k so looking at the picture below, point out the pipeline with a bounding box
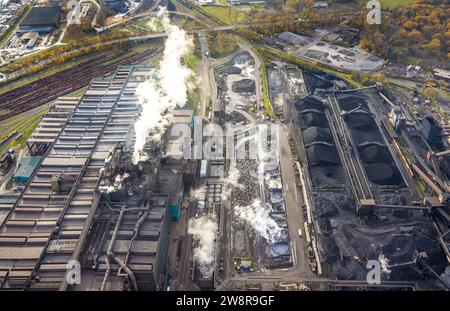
[100,205,126,291]
[411,163,445,201]
[111,254,138,291]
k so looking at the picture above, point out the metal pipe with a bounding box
[100,204,126,291]
[111,254,138,291]
[411,164,445,199]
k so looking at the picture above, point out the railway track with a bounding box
[0,42,163,121]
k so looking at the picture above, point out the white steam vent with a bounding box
[220,161,244,200]
[378,254,392,274]
[234,199,282,243]
[133,7,195,164]
[188,215,218,278]
[98,173,130,194]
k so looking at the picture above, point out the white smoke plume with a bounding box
[98,173,130,194]
[188,215,218,277]
[190,186,206,201]
[234,199,282,243]
[220,160,244,200]
[133,7,194,164]
[378,254,392,274]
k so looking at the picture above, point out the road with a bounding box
[197,30,215,118]
[243,45,264,118]
[97,10,210,33]
[278,124,313,277]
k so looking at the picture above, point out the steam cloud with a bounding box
[188,215,218,277]
[133,7,194,164]
[220,161,244,200]
[98,173,130,194]
[378,254,392,274]
[234,199,282,243]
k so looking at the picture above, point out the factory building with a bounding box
[0,66,189,290]
[421,116,442,145]
[18,6,61,33]
[158,108,196,221]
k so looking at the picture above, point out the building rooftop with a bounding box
[20,6,61,27]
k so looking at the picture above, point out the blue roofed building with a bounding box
[13,156,43,182]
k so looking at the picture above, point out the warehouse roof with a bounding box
[20,6,61,27]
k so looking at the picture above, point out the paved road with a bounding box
[278,124,313,277]
[197,30,215,119]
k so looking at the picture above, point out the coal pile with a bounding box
[335,222,445,281]
[298,111,328,129]
[314,193,448,286]
[219,66,242,75]
[306,144,341,166]
[232,79,255,93]
[350,129,384,145]
[338,95,404,187]
[296,96,328,129]
[363,162,403,186]
[303,72,334,93]
[232,51,252,64]
[345,112,378,130]
[294,96,324,112]
[339,96,365,111]
[295,94,344,186]
[303,127,333,146]
[358,144,391,163]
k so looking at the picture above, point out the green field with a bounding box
[0,105,48,155]
[380,0,415,9]
[186,53,201,71]
[201,5,246,25]
[357,0,415,9]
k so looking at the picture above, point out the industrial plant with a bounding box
[0,0,449,298]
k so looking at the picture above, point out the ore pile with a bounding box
[302,127,334,146]
[267,63,286,113]
[339,95,404,186]
[263,164,292,268]
[232,51,252,64]
[232,159,259,207]
[217,51,256,112]
[302,72,334,93]
[313,193,447,286]
[267,64,283,96]
[219,66,242,75]
[232,79,256,93]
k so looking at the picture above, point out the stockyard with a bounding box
[289,69,449,290]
